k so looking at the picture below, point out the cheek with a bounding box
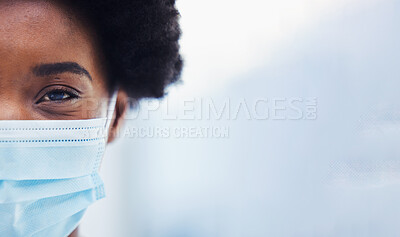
[78,96,110,119]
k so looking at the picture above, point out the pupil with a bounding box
[48,91,66,101]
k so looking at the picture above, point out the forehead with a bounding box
[0,1,91,56]
[0,1,71,41]
[0,1,102,80]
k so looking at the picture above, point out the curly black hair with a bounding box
[59,0,183,99]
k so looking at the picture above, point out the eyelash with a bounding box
[36,86,80,104]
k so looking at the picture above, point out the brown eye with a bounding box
[38,89,79,103]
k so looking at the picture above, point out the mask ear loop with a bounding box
[98,90,119,171]
[104,90,119,137]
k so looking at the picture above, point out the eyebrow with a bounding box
[32,62,93,81]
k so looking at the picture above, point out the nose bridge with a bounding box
[0,62,34,121]
[0,96,32,120]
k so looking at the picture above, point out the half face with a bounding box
[0,0,110,121]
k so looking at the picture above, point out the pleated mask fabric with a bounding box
[0,92,117,237]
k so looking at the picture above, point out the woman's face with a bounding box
[0,1,112,122]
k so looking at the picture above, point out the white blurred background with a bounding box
[81,0,400,236]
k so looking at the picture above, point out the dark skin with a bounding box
[0,1,128,236]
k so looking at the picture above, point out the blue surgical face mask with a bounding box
[0,92,118,237]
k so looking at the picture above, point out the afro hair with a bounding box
[61,0,183,99]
